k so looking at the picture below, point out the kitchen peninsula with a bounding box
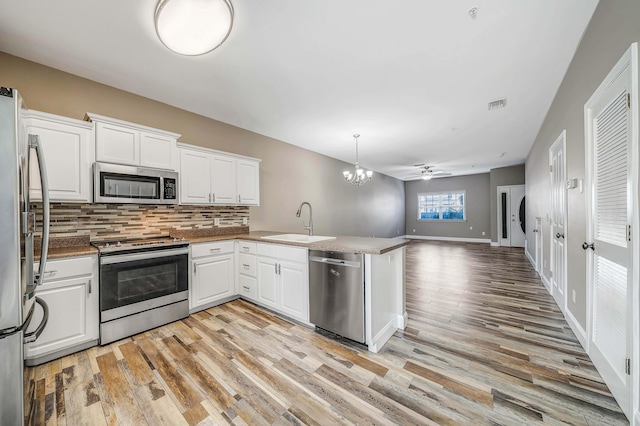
[32,229,408,367]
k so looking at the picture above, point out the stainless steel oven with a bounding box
[92,237,189,344]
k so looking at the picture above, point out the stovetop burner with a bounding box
[91,236,188,254]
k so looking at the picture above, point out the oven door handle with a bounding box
[100,247,189,265]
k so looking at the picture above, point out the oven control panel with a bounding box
[163,178,177,200]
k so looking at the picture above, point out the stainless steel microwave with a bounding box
[94,162,178,204]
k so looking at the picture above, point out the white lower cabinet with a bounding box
[25,256,99,365]
[190,241,235,312]
[255,243,309,323]
[237,241,257,301]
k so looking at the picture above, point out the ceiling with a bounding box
[0,0,599,181]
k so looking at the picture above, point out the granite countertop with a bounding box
[36,229,409,259]
[186,230,410,255]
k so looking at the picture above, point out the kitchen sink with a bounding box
[261,234,336,243]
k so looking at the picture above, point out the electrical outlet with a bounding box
[482,231,485,236]
[214,218,220,226]
[242,217,248,225]
[572,290,576,304]
[412,229,416,233]
[469,226,473,230]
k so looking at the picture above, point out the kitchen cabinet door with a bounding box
[180,148,212,204]
[95,122,139,166]
[279,260,309,322]
[27,112,94,202]
[256,257,279,310]
[25,256,99,364]
[211,154,237,204]
[191,253,235,310]
[140,132,177,170]
[237,159,260,205]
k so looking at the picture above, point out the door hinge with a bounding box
[626,358,631,375]
[627,224,632,242]
[627,93,631,109]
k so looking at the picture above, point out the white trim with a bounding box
[549,129,568,314]
[404,235,491,244]
[177,141,261,162]
[397,312,408,329]
[490,241,499,247]
[525,247,536,270]
[540,271,552,294]
[24,109,94,129]
[85,112,181,138]
[565,308,588,351]
[367,319,396,354]
[417,190,466,221]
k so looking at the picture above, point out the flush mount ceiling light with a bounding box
[155,0,234,56]
[343,134,373,186]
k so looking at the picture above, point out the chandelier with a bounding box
[343,134,373,186]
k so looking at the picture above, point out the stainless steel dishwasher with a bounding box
[308,250,365,344]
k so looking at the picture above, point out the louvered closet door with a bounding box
[587,62,632,417]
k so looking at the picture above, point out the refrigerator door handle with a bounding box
[28,135,50,288]
[23,297,48,344]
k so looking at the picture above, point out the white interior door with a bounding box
[550,131,567,310]
[498,185,525,247]
[510,185,526,248]
[585,46,634,418]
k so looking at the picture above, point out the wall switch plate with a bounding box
[469,226,473,230]
[412,229,416,233]
[214,218,220,226]
[243,217,248,225]
[482,231,485,236]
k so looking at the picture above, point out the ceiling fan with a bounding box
[414,164,452,180]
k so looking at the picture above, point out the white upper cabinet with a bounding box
[180,149,211,204]
[237,159,260,205]
[86,113,179,170]
[211,154,237,204]
[26,110,94,203]
[178,143,260,206]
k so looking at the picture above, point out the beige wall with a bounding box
[1,52,405,238]
[404,173,491,239]
[489,165,526,243]
[525,0,640,328]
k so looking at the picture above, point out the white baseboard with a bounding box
[490,241,499,247]
[405,235,491,244]
[397,312,408,329]
[368,320,397,353]
[525,247,536,270]
[540,272,552,293]
[634,411,639,426]
[565,308,588,351]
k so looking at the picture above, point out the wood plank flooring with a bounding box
[27,240,628,425]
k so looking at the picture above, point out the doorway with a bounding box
[497,185,525,247]
[549,130,567,311]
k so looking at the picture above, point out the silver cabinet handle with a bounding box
[210,248,221,252]
[243,264,250,269]
[242,286,250,291]
[193,263,196,273]
[88,279,92,295]
[278,264,281,275]
[212,193,216,203]
[274,263,277,274]
[242,246,250,252]
[238,194,241,203]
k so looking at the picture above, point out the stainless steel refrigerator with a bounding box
[0,87,50,425]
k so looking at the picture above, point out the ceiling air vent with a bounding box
[488,98,507,110]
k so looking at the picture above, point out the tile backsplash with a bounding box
[32,203,250,240]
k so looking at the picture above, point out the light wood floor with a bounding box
[28,240,628,425]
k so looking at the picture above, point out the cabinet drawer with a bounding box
[237,241,257,254]
[37,256,95,282]
[238,275,257,301]
[191,241,234,258]
[238,253,256,277]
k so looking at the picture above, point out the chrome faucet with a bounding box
[296,201,313,236]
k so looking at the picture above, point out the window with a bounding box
[418,191,465,221]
